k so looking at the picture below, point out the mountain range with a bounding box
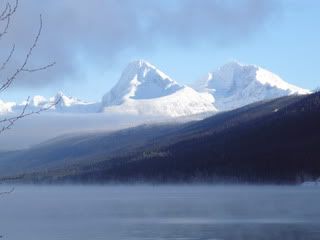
[1,91,319,184]
[0,59,317,184]
[0,60,310,117]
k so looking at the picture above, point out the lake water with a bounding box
[0,185,319,240]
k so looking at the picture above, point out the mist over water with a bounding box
[0,185,320,240]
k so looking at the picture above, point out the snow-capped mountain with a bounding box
[12,92,99,114]
[0,60,311,117]
[194,61,310,111]
[100,60,216,117]
[51,92,99,113]
[0,100,15,114]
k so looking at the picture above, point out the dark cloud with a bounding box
[0,0,281,88]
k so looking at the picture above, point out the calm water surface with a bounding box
[0,185,319,240]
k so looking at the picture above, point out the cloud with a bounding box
[0,0,281,88]
[0,112,167,150]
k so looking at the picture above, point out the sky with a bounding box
[0,0,319,103]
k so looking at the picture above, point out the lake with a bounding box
[0,185,319,240]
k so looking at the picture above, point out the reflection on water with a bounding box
[0,185,319,240]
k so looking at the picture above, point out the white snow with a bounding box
[255,68,309,94]
[102,87,216,117]
[0,100,15,114]
[50,92,100,113]
[102,60,184,105]
[12,91,99,114]
[193,61,311,111]
[0,60,311,118]
[101,60,216,117]
[30,95,47,107]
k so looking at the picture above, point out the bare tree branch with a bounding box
[0,0,57,134]
[0,44,15,72]
[0,0,18,39]
[0,97,61,134]
[0,13,10,39]
[0,3,10,19]
[0,14,56,93]
[0,0,18,20]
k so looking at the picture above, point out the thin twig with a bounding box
[0,44,15,72]
[0,97,61,134]
[0,0,56,134]
[0,0,18,39]
[0,14,56,92]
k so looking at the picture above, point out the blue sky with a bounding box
[1,0,320,102]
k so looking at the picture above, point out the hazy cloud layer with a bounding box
[0,112,178,150]
[0,0,281,88]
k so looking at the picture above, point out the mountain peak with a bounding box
[51,91,90,108]
[120,59,176,86]
[55,91,66,98]
[102,60,183,106]
[194,62,310,111]
[220,60,245,69]
[100,60,216,117]
[127,59,154,69]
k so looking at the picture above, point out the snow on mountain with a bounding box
[0,60,311,117]
[101,60,216,117]
[30,95,47,107]
[194,61,311,111]
[50,92,99,113]
[13,92,99,114]
[0,100,15,114]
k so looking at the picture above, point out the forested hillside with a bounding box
[1,92,320,184]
